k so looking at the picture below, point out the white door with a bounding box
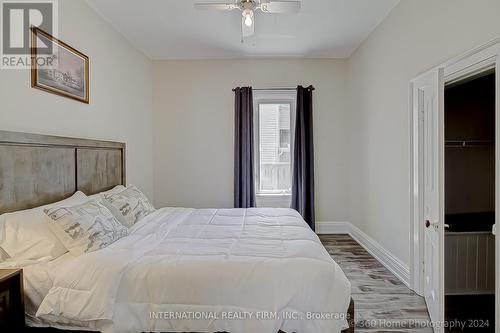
[414,68,444,331]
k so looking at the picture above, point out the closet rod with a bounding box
[445,140,495,147]
[232,86,315,92]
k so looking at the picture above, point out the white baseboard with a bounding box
[316,221,410,288]
[316,221,351,234]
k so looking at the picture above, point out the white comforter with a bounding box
[35,207,351,333]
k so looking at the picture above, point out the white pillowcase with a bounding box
[102,185,155,228]
[44,200,129,255]
[0,191,88,261]
[87,185,126,201]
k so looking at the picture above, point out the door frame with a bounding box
[409,36,500,331]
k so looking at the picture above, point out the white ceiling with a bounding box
[86,0,399,60]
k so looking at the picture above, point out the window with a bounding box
[258,103,291,192]
[253,90,296,207]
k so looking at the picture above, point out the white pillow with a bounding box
[44,200,129,255]
[0,191,88,261]
[102,185,155,228]
[87,185,126,201]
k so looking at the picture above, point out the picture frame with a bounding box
[31,27,89,104]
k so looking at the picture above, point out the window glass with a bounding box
[258,103,292,193]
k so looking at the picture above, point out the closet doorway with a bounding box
[444,70,495,332]
[410,39,500,333]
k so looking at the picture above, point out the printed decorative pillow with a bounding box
[102,185,155,228]
[44,201,129,255]
[86,185,126,202]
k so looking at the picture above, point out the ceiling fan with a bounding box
[194,0,301,38]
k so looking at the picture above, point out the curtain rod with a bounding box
[232,86,315,92]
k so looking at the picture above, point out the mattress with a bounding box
[23,207,351,333]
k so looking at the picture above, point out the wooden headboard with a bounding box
[0,130,126,214]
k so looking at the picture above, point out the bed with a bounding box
[0,130,353,333]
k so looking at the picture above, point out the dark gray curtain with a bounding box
[234,87,256,208]
[291,85,315,230]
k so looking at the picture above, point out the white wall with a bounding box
[347,0,500,265]
[153,59,350,222]
[5,0,500,274]
[0,0,154,197]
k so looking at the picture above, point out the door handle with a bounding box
[425,219,441,230]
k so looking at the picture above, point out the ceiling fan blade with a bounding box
[241,16,254,37]
[259,1,301,13]
[194,3,238,11]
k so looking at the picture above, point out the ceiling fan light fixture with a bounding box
[242,9,253,26]
[244,15,252,27]
[194,0,302,39]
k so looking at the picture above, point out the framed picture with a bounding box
[31,27,89,104]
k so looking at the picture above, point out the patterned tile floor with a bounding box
[319,234,433,333]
